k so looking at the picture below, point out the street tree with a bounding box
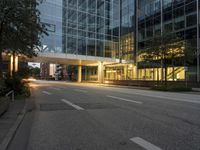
[0,0,48,78]
[139,33,186,83]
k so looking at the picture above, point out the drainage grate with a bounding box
[40,103,75,111]
[74,103,118,110]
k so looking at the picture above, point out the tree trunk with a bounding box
[172,59,175,81]
[161,59,163,83]
[0,51,3,79]
[164,59,168,85]
[165,65,168,84]
[157,67,159,81]
[153,68,155,81]
[0,24,3,79]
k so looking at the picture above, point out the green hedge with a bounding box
[1,74,31,98]
[151,84,192,92]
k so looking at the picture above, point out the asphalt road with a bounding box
[7,80,200,150]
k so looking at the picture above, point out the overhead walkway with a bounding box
[30,52,123,83]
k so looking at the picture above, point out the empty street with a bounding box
[7,80,200,150]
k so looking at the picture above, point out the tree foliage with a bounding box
[0,0,48,77]
[139,33,184,62]
[138,32,195,82]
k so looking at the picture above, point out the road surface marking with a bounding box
[42,91,52,95]
[107,95,143,104]
[130,137,163,150]
[74,89,88,93]
[61,99,84,110]
[49,87,61,91]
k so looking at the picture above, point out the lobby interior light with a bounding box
[9,53,19,76]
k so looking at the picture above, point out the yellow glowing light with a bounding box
[129,64,133,68]
[23,77,36,82]
[10,55,13,75]
[104,81,110,84]
[15,56,18,72]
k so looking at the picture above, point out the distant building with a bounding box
[40,63,50,79]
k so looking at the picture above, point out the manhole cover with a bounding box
[40,103,75,111]
[75,103,117,110]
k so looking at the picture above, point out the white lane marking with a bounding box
[107,95,143,104]
[74,89,88,93]
[42,91,52,95]
[61,99,84,110]
[49,87,61,91]
[130,137,163,150]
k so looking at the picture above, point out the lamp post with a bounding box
[197,0,200,83]
[197,47,200,83]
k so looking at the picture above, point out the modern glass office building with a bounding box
[137,0,199,82]
[39,0,120,58]
[38,0,200,82]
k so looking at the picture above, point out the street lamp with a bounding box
[197,48,200,83]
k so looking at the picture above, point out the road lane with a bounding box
[73,89,88,93]
[42,81,200,150]
[42,91,52,95]
[8,81,200,150]
[107,95,143,104]
[41,82,200,133]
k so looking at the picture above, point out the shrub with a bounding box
[0,80,10,97]
[3,74,31,97]
[151,83,192,92]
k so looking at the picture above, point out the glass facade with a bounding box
[105,0,136,80]
[38,0,200,82]
[137,0,199,81]
[39,0,120,58]
[121,0,135,61]
[38,0,63,53]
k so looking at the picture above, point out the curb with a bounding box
[0,102,27,150]
[100,84,150,90]
[192,88,200,92]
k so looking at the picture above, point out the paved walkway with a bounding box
[0,99,25,144]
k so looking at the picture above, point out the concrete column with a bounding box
[98,62,104,83]
[124,65,127,80]
[78,65,82,83]
[10,55,13,76]
[15,56,18,72]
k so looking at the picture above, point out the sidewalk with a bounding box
[192,88,200,92]
[0,99,25,146]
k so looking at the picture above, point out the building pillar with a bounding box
[10,55,13,76]
[124,65,127,80]
[15,56,18,72]
[78,65,82,83]
[98,62,104,83]
[10,55,18,76]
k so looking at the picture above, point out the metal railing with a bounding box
[6,90,14,101]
